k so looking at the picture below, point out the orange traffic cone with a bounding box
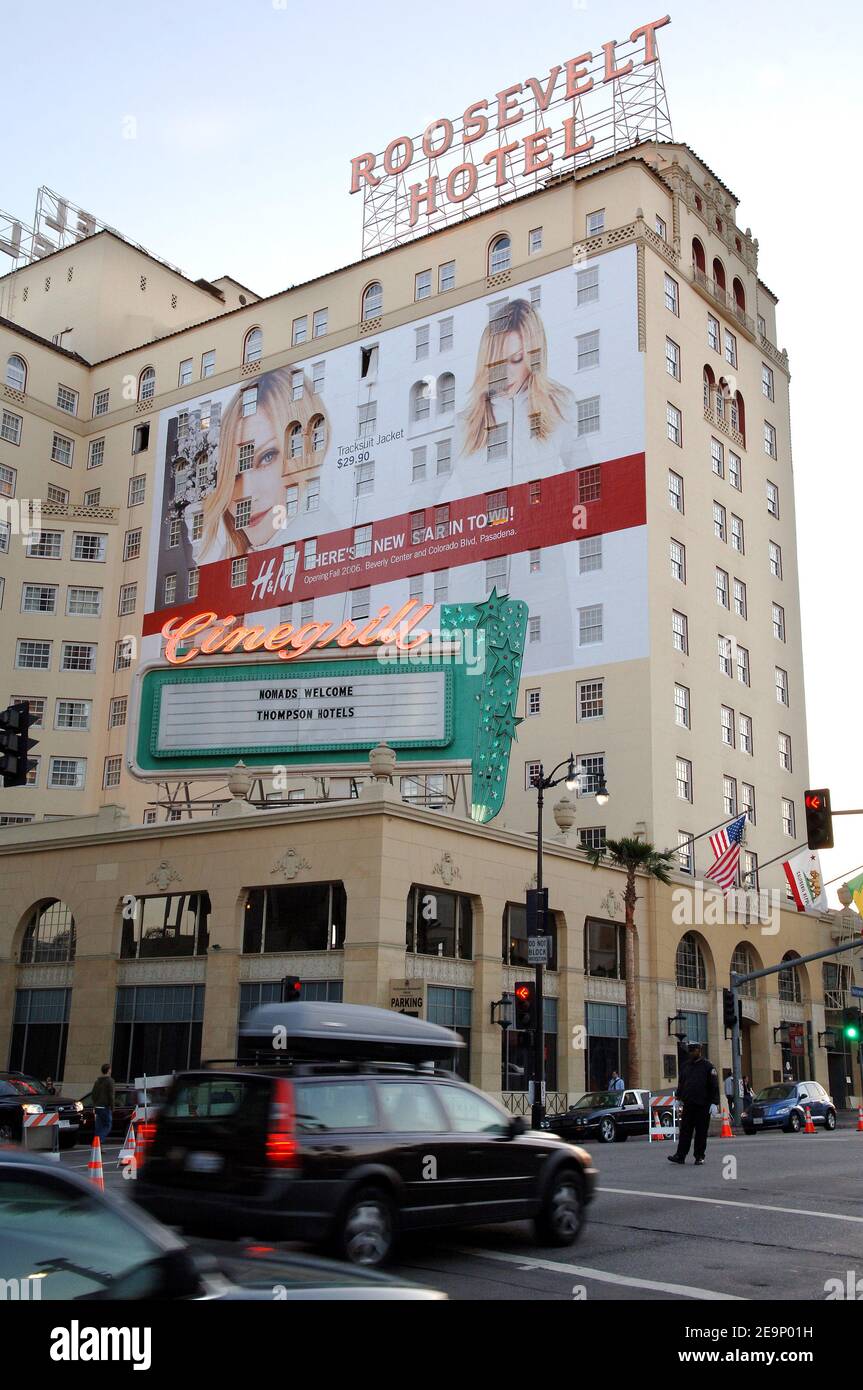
[720,1107,734,1139]
[803,1106,817,1135]
[856,1107,863,1134]
[88,1135,105,1189]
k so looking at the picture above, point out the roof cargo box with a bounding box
[239,1001,464,1062]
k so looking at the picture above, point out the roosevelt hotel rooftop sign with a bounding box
[352,15,673,256]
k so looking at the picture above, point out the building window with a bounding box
[486,422,508,460]
[60,641,96,672]
[667,470,684,512]
[778,732,792,772]
[728,451,742,491]
[22,584,58,614]
[716,568,729,608]
[66,586,101,617]
[243,327,262,365]
[112,984,205,1080]
[54,700,90,733]
[670,539,686,582]
[356,461,374,497]
[406,885,472,960]
[132,422,150,454]
[5,354,27,391]
[577,465,601,504]
[103,755,122,789]
[71,533,106,562]
[121,894,211,960]
[672,609,688,653]
[762,363,774,400]
[676,757,693,802]
[737,645,750,686]
[767,480,780,517]
[723,775,738,817]
[720,704,735,746]
[528,226,543,254]
[578,535,602,573]
[577,266,599,304]
[27,530,62,559]
[574,679,603,722]
[231,557,248,588]
[51,433,73,468]
[187,569,199,599]
[46,484,68,506]
[666,337,681,380]
[529,548,541,574]
[362,282,383,320]
[487,489,508,523]
[167,514,183,547]
[741,784,756,825]
[128,475,146,507]
[178,358,193,387]
[123,529,142,561]
[739,714,753,755]
[137,368,155,404]
[241,385,257,417]
[427,987,472,1082]
[718,635,733,677]
[710,437,724,477]
[433,570,448,604]
[528,615,541,643]
[655,215,667,240]
[485,555,508,593]
[83,489,101,510]
[410,446,426,483]
[769,541,783,579]
[579,604,603,645]
[0,409,22,445]
[526,689,541,716]
[764,421,778,458]
[502,901,556,971]
[576,753,605,795]
[675,684,690,728]
[353,524,372,558]
[56,384,78,415]
[109,697,127,728]
[577,331,600,370]
[676,933,707,990]
[200,350,215,378]
[351,587,370,621]
[664,273,679,315]
[778,954,802,1005]
[733,579,747,619]
[488,234,511,275]
[435,438,452,476]
[724,330,737,368]
[19,902,76,964]
[162,573,176,605]
[415,269,432,301]
[291,316,308,346]
[666,403,682,445]
[312,307,328,338]
[772,603,786,641]
[358,401,377,440]
[48,757,86,789]
[579,827,607,853]
[586,209,605,235]
[713,502,726,542]
[782,798,796,837]
[114,639,133,671]
[11,697,45,727]
[731,514,744,553]
[575,395,601,436]
[677,832,694,875]
[92,388,110,416]
[439,260,455,292]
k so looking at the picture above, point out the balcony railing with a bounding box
[40,500,119,523]
[691,265,757,338]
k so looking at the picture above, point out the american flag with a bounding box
[704,814,747,891]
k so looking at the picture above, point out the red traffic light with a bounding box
[804,788,833,850]
[514,984,531,1001]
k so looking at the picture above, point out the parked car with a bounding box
[0,1072,83,1149]
[741,1080,837,1134]
[76,1083,169,1143]
[131,1002,598,1266]
[543,1089,676,1143]
[0,1151,444,1300]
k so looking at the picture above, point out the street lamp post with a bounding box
[528,754,609,1129]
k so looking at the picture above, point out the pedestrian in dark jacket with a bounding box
[91,1063,115,1143]
[668,1044,720,1166]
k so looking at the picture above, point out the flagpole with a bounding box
[683,817,742,879]
[741,840,807,886]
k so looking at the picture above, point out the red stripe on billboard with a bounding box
[143,452,645,636]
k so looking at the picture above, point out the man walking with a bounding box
[668,1044,720,1166]
[92,1062,115,1143]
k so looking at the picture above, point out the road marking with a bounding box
[453,1246,744,1300]
[603,1187,863,1224]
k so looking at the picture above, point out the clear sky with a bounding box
[3,0,862,902]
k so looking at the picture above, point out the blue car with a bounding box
[742,1080,836,1134]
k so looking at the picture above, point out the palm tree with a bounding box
[586,837,677,1087]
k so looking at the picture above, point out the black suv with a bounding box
[0,1073,83,1149]
[131,1004,597,1266]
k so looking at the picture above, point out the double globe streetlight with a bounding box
[526,753,610,1128]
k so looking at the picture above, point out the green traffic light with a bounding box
[845,1025,861,1042]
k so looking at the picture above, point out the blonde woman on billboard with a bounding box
[194,367,330,566]
[460,297,574,478]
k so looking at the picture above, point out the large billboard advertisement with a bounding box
[142,253,647,679]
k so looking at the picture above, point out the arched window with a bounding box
[694,193,703,212]
[138,366,156,402]
[692,237,706,274]
[489,234,511,275]
[243,883,346,953]
[310,415,325,452]
[732,389,746,442]
[5,354,27,392]
[437,372,455,414]
[243,327,262,365]
[732,278,746,314]
[717,375,731,421]
[411,379,431,423]
[288,422,303,459]
[20,900,76,963]
[362,281,383,321]
[779,952,803,1004]
[712,258,726,293]
[676,932,707,990]
[703,364,716,411]
[731,943,757,998]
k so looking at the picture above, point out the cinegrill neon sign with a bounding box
[351,15,671,251]
[161,600,434,665]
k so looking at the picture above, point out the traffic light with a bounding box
[280,975,302,1002]
[804,788,834,850]
[0,702,38,789]
[841,1007,862,1043]
[723,989,737,1030]
[513,981,536,1032]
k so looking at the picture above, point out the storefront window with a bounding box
[242,884,346,953]
[503,997,558,1091]
[584,918,625,978]
[405,886,472,959]
[428,986,471,1081]
[585,1001,627,1090]
[112,985,204,1081]
[9,988,70,1081]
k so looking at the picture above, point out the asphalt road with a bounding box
[59,1129,863,1302]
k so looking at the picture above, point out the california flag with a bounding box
[782,848,827,912]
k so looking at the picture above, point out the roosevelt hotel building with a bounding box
[0,141,832,1099]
